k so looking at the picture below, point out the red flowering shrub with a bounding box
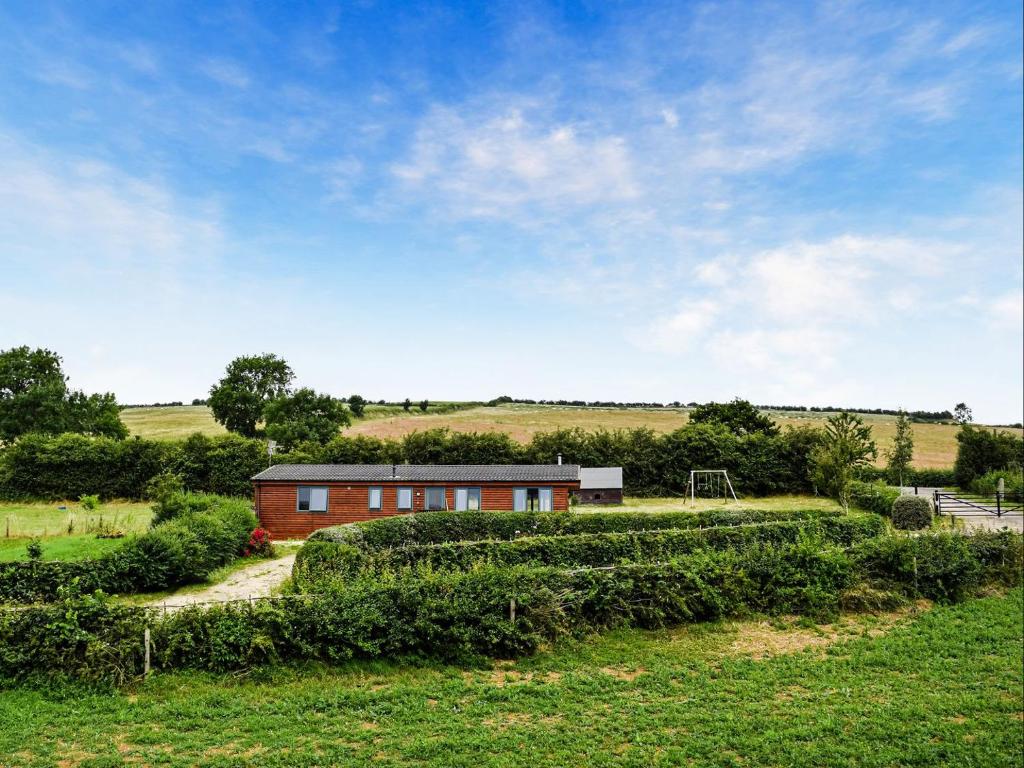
[243,527,274,558]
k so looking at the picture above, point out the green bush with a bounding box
[954,426,1024,488]
[0,495,256,602]
[891,495,933,530]
[293,515,887,589]
[1,531,1019,682]
[306,507,844,552]
[851,530,1021,603]
[970,470,1024,502]
[848,480,900,517]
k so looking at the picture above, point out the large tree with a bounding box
[811,411,877,512]
[953,402,973,425]
[687,398,780,436]
[346,394,367,418]
[0,346,126,442]
[885,410,914,488]
[208,354,294,437]
[263,388,351,449]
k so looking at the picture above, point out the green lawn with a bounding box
[0,534,130,562]
[580,495,844,514]
[2,590,1020,767]
[0,501,153,540]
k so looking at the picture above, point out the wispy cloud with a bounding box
[391,107,638,219]
[199,58,250,89]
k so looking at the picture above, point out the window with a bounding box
[424,487,446,511]
[297,486,328,513]
[368,487,383,511]
[397,487,413,510]
[454,487,481,511]
[513,487,553,512]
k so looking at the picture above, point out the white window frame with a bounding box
[397,486,413,511]
[424,487,446,511]
[297,486,329,513]
[455,487,481,511]
[368,486,383,511]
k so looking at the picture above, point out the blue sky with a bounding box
[1,1,1021,421]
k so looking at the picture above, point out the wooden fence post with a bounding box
[509,598,516,622]
[144,628,151,676]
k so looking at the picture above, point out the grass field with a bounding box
[1,589,1019,767]
[582,495,844,514]
[120,403,1023,468]
[0,501,153,557]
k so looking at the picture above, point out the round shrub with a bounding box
[891,494,933,530]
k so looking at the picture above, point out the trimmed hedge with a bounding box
[891,495,933,530]
[2,531,1019,682]
[849,481,901,517]
[306,507,844,552]
[293,515,888,589]
[0,495,256,602]
[857,466,957,487]
[0,433,266,500]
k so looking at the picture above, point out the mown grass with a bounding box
[0,501,152,540]
[0,534,129,562]
[579,495,844,514]
[1,590,1020,767]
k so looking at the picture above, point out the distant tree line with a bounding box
[486,395,958,422]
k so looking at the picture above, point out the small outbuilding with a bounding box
[576,467,624,505]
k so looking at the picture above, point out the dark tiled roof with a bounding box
[252,464,582,483]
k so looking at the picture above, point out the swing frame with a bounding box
[686,469,739,503]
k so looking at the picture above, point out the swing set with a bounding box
[684,469,738,503]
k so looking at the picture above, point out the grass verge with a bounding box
[1,589,1019,767]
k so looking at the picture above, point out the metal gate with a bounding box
[934,490,1023,518]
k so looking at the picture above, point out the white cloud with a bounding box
[989,292,1024,331]
[199,58,250,89]
[0,137,225,293]
[640,300,719,354]
[391,106,638,219]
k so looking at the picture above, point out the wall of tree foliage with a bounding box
[0,423,989,501]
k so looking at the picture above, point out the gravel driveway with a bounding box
[149,553,296,611]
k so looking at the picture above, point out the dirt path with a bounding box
[149,553,296,611]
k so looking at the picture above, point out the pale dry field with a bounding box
[121,404,1022,468]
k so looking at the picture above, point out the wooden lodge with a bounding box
[252,463,583,539]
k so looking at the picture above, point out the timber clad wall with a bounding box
[255,481,576,539]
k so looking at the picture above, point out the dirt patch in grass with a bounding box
[477,669,564,687]
[727,603,932,661]
[600,666,647,682]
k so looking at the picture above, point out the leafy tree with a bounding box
[953,402,973,425]
[263,388,350,449]
[0,346,126,442]
[208,354,293,437]
[810,412,877,512]
[688,398,780,436]
[347,394,367,418]
[885,410,915,488]
[953,425,1024,487]
[419,399,429,412]
[402,398,412,412]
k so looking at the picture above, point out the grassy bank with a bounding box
[1,589,1019,767]
[0,501,152,540]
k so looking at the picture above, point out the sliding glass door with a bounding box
[513,487,553,512]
